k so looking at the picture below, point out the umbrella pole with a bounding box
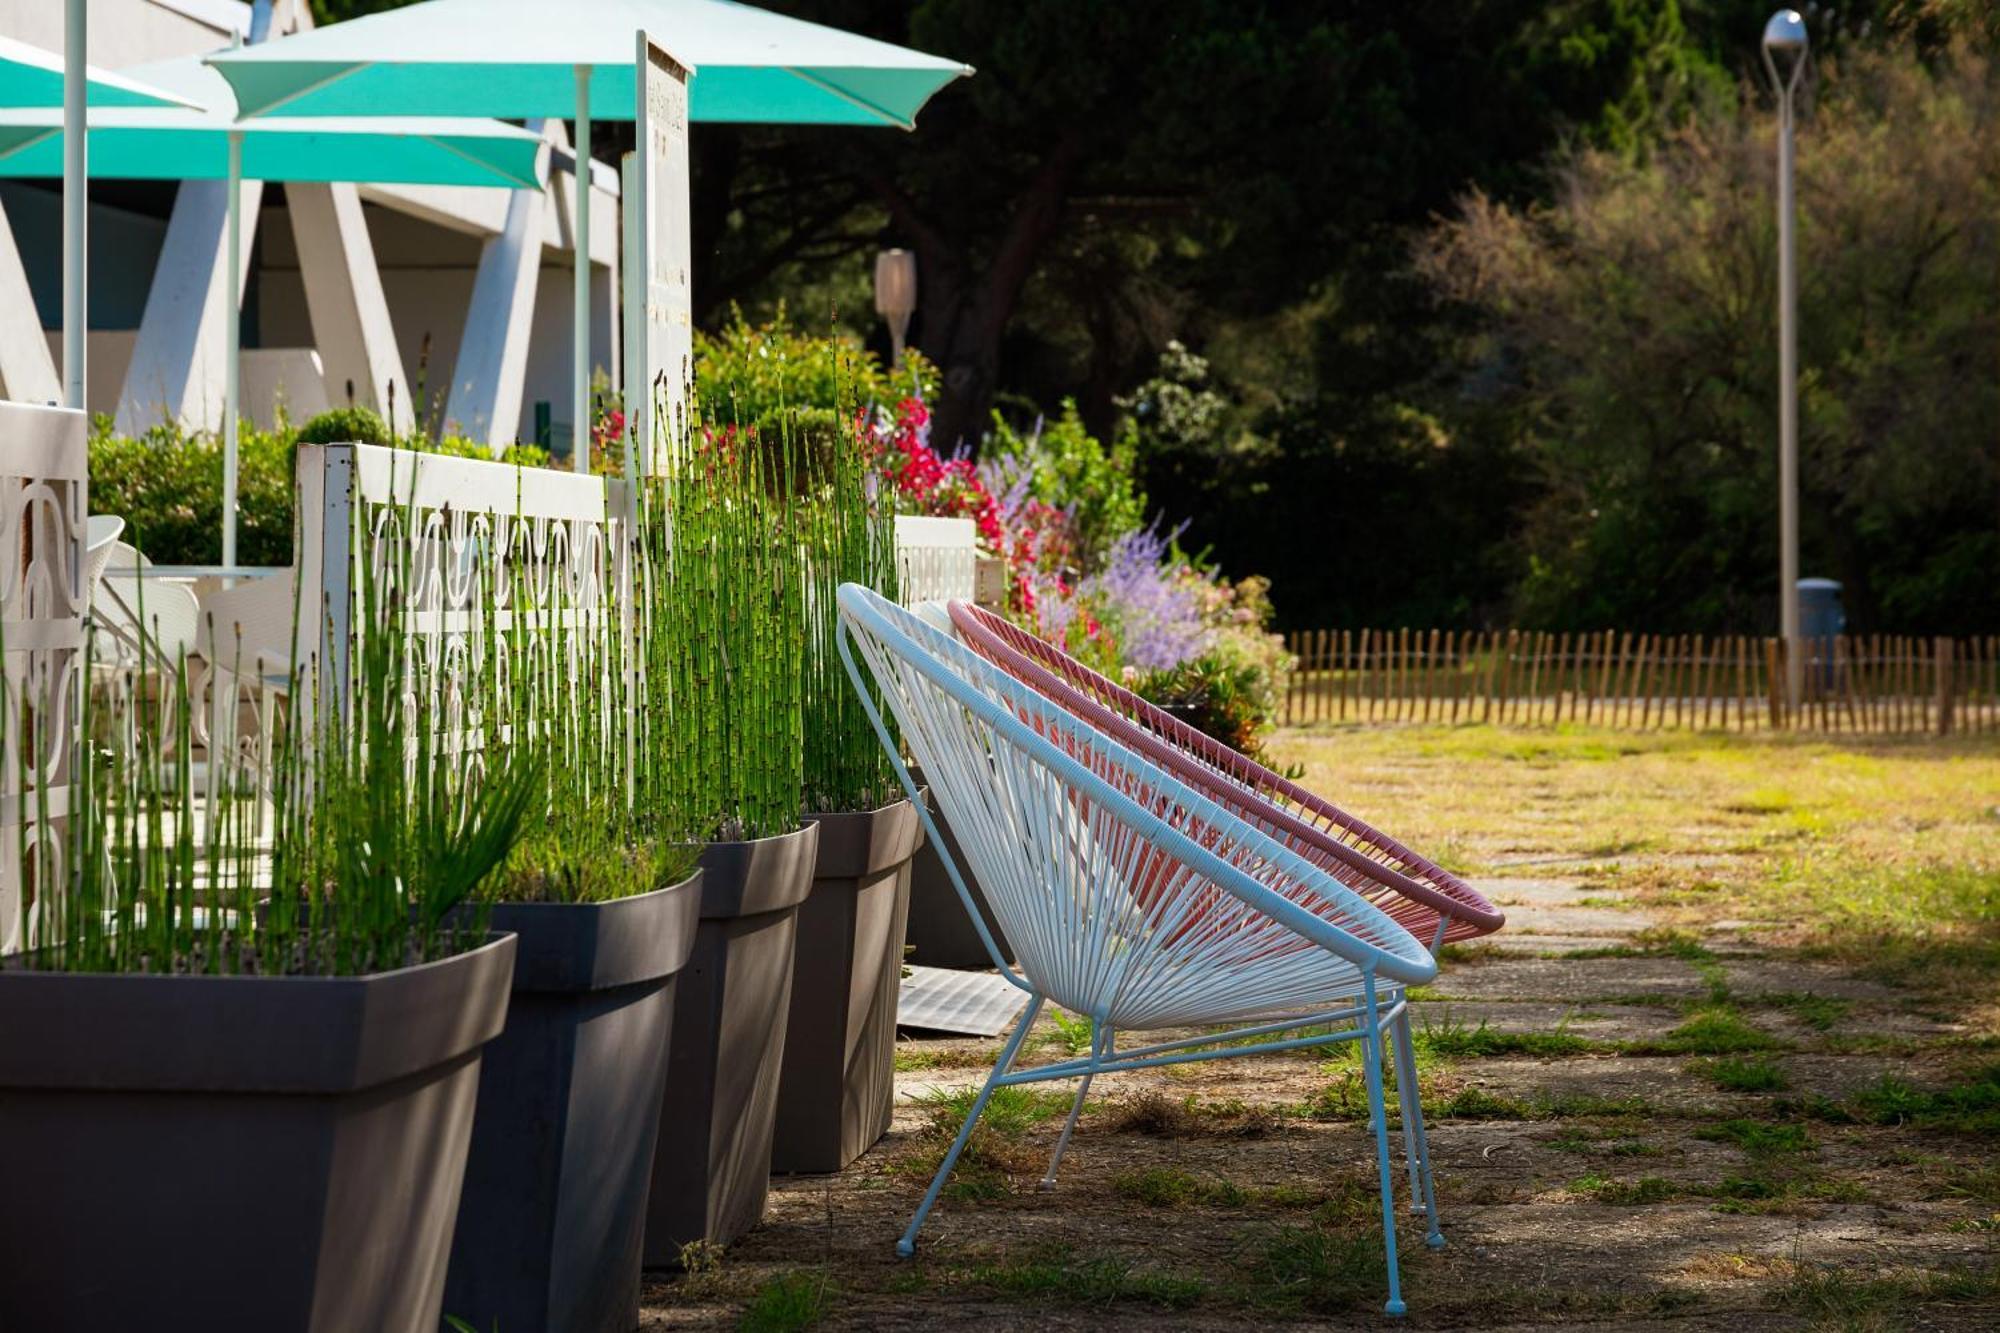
[62,0,85,410]
[223,128,242,572]
[573,64,591,473]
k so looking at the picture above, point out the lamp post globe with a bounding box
[874,248,918,368]
[1763,10,1809,91]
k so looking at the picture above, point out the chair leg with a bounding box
[898,994,1045,1258]
[1362,975,1407,1317]
[1388,1012,1424,1215]
[1393,1007,1444,1248]
[1040,1023,1106,1190]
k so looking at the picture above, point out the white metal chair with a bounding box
[83,515,125,604]
[192,570,296,825]
[837,584,1439,1315]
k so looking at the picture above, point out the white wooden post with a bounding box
[0,199,60,405]
[630,32,693,475]
[289,182,413,433]
[116,179,265,435]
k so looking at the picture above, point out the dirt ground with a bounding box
[640,725,1999,1331]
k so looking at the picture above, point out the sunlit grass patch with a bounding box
[1693,1054,1790,1092]
[1849,1061,2000,1134]
[1778,1258,2000,1327]
[1566,1173,1680,1205]
[739,1272,832,1333]
[1113,1166,1249,1209]
[1755,991,1852,1031]
[1235,1221,1384,1315]
[914,1084,1071,1137]
[1414,1012,1599,1060]
[1548,1126,1662,1155]
[1696,1118,1816,1156]
[1634,1005,1781,1055]
[960,1246,1205,1309]
[894,1043,1000,1073]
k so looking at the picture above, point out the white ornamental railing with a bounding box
[894,515,977,607]
[296,443,633,779]
[0,403,87,954]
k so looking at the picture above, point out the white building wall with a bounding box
[0,0,618,449]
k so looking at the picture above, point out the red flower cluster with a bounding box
[870,399,1004,548]
[866,399,1082,620]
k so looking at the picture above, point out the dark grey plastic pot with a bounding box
[903,766,1015,968]
[0,934,516,1333]
[644,821,819,1261]
[442,871,703,1333]
[772,798,925,1174]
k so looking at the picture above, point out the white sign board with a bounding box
[626,32,693,476]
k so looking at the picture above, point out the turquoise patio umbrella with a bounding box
[0,54,548,567]
[5,23,204,412]
[207,0,972,470]
[0,33,202,109]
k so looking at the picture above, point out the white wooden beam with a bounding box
[115,177,263,434]
[0,195,60,405]
[441,123,555,450]
[288,180,411,433]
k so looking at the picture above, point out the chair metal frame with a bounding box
[946,600,1504,1242]
[837,584,1440,1315]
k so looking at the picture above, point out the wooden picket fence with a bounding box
[1280,629,2000,735]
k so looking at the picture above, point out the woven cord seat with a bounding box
[944,600,1504,1254]
[838,585,1438,1314]
[948,600,1503,948]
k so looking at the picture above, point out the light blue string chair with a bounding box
[837,584,1439,1315]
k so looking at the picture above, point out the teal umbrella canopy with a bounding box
[0,54,548,187]
[206,0,971,127]
[0,33,202,109]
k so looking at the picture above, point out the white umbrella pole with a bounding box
[61,0,85,410]
[573,64,591,473]
[222,128,242,571]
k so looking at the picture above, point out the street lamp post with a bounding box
[1763,9,1808,715]
[874,248,917,368]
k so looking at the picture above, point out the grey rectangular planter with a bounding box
[443,871,704,1333]
[903,766,1015,968]
[644,820,818,1261]
[772,797,925,1174]
[0,934,516,1333]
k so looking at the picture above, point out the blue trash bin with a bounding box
[1797,578,1845,692]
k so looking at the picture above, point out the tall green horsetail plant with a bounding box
[20,467,538,976]
[800,411,901,813]
[20,565,264,974]
[637,383,804,844]
[487,491,696,903]
[263,480,539,973]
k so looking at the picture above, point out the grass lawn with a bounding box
[643,724,1999,1331]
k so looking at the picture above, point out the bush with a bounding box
[1135,652,1274,762]
[88,416,550,567]
[694,308,935,438]
[986,400,1146,575]
[295,406,391,446]
[1421,41,2000,632]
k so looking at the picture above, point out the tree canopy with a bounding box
[315,0,1998,634]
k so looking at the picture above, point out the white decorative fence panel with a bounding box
[894,515,977,607]
[296,442,632,776]
[0,403,87,954]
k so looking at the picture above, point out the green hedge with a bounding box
[89,411,546,566]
